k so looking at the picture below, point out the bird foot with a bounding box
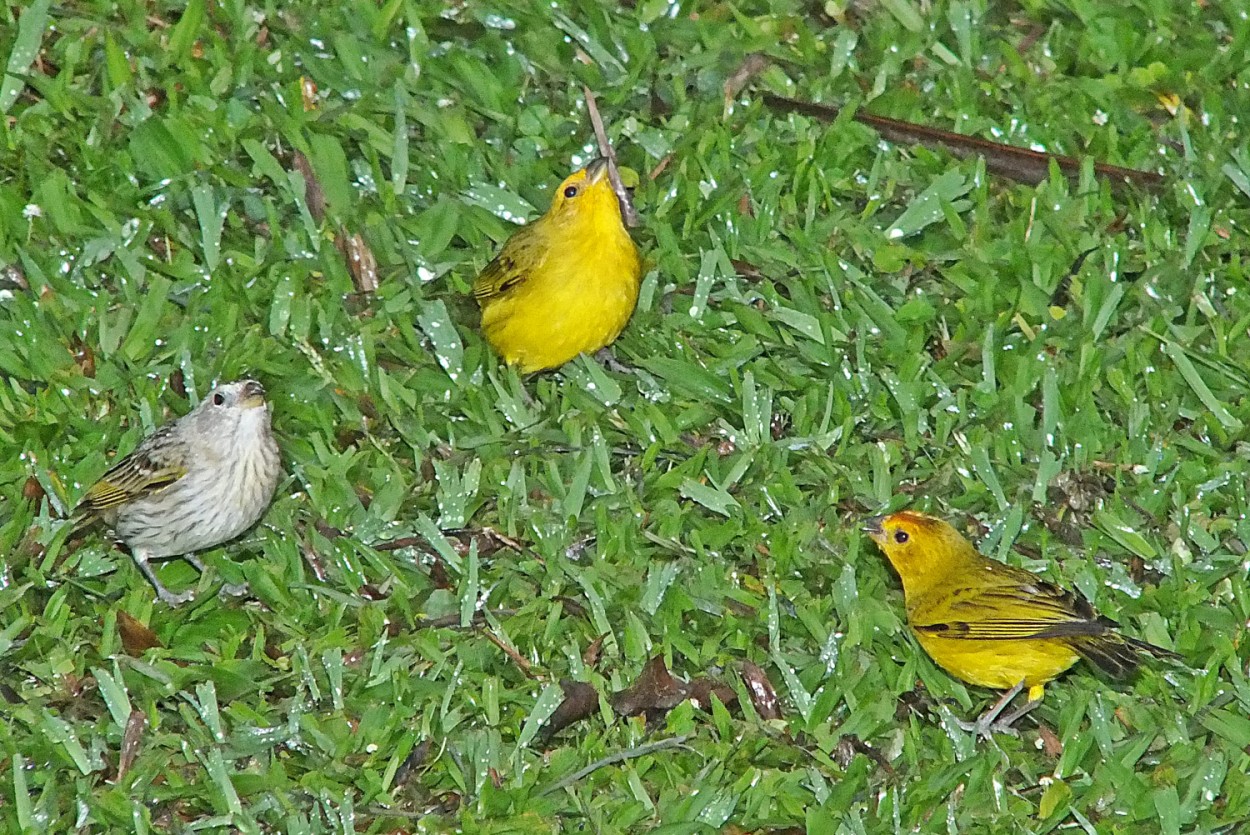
[219,581,251,598]
[997,698,1042,729]
[185,553,249,601]
[133,553,196,606]
[593,348,635,375]
[955,681,1040,739]
[956,714,1019,739]
[154,585,196,607]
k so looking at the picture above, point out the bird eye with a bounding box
[211,392,225,406]
[563,185,579,198]
[894,530,909,544]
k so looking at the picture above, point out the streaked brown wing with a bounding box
[75,427,188,517]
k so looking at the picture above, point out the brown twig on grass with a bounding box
[583,85,640,228]
[370,536,437,553]
[116,710,147,782]
[416,610,517,630]
[372,527,524,556]
[441,526,526,554]
[337,231,379,294]
[482,628,539,679]
[539,735,692,796]
[761,93,1165,191]
[647,153,673,182]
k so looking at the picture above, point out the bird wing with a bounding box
[472,230,543,301]
[74,426,189,518]
[911,565,1112,642]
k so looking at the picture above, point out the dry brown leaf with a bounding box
[688,677,737,711]
[582,634,605,667]
[300,539,328,582]
[117,611,162,655]
[70,335,96,378]
[21,477,44,504]
[337,231,379,294]
[736,192,754,218]
[834,734,895,776]
[741,660,781,720]
[1038,723,1063,757]
[393,738,433,788]
[291,151,326,223]
[540,679,600,742]
[611,655,689,718]
[117,710,146,781]
[358,583,386,601]
[723,53,770,107]
[427,558,452,590]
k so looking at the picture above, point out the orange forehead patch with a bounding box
[885,510,944,530]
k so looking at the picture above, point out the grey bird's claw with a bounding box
[593,347,635,374]
[219,581,250,598]
[133,551,196,607]
[956,715,1019,739]
[955,680,1038,740]
[156,586,197,607]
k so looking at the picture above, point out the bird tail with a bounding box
[67,512,96,538]
[63,495,111,544]
[1073,634,1181,679]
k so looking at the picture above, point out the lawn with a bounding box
[2,0,1248,832]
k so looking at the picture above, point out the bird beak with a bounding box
[861,515,886,541]
[240,380,267,409]
[585,157,609,184]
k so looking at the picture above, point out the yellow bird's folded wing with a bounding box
[473,253,521,300]
[912,572,1111,641]
[473,231,543,302]
[913,617,1111,641]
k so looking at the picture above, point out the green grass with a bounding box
[2,0,1249,831]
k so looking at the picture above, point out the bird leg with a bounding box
[998,691,1044,728]
[131,549,196,607]
[184,553,250,598]
[957,680,1028,738]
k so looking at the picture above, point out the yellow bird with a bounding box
[863,510,1178,734]
[473,157,642,373]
